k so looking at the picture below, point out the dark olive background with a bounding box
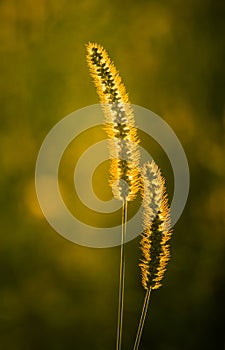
[1,1,225,349]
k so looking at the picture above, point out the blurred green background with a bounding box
[1,0,225,349]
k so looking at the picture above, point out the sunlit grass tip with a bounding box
[140,160,172,290]
[86,42,140,202]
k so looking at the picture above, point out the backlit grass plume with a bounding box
[133,160,172,350]
[86,42,140,202]
[86,42,141,350]
[140,160,171,290]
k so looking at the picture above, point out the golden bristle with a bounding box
[140,161,172,290]
[86,42,140,201]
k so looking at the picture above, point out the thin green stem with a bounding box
[116,200,128,350]
[133,288,152,350]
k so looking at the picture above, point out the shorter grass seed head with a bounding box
[140,161,172,290]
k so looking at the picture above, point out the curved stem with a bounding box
[133,288,152,350]
[116,200,128,350]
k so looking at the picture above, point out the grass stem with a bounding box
[133,288,151,350]
[116,200,128,350]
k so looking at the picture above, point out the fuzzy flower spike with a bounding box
[140,160,172,290]
[86,42,140,202]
